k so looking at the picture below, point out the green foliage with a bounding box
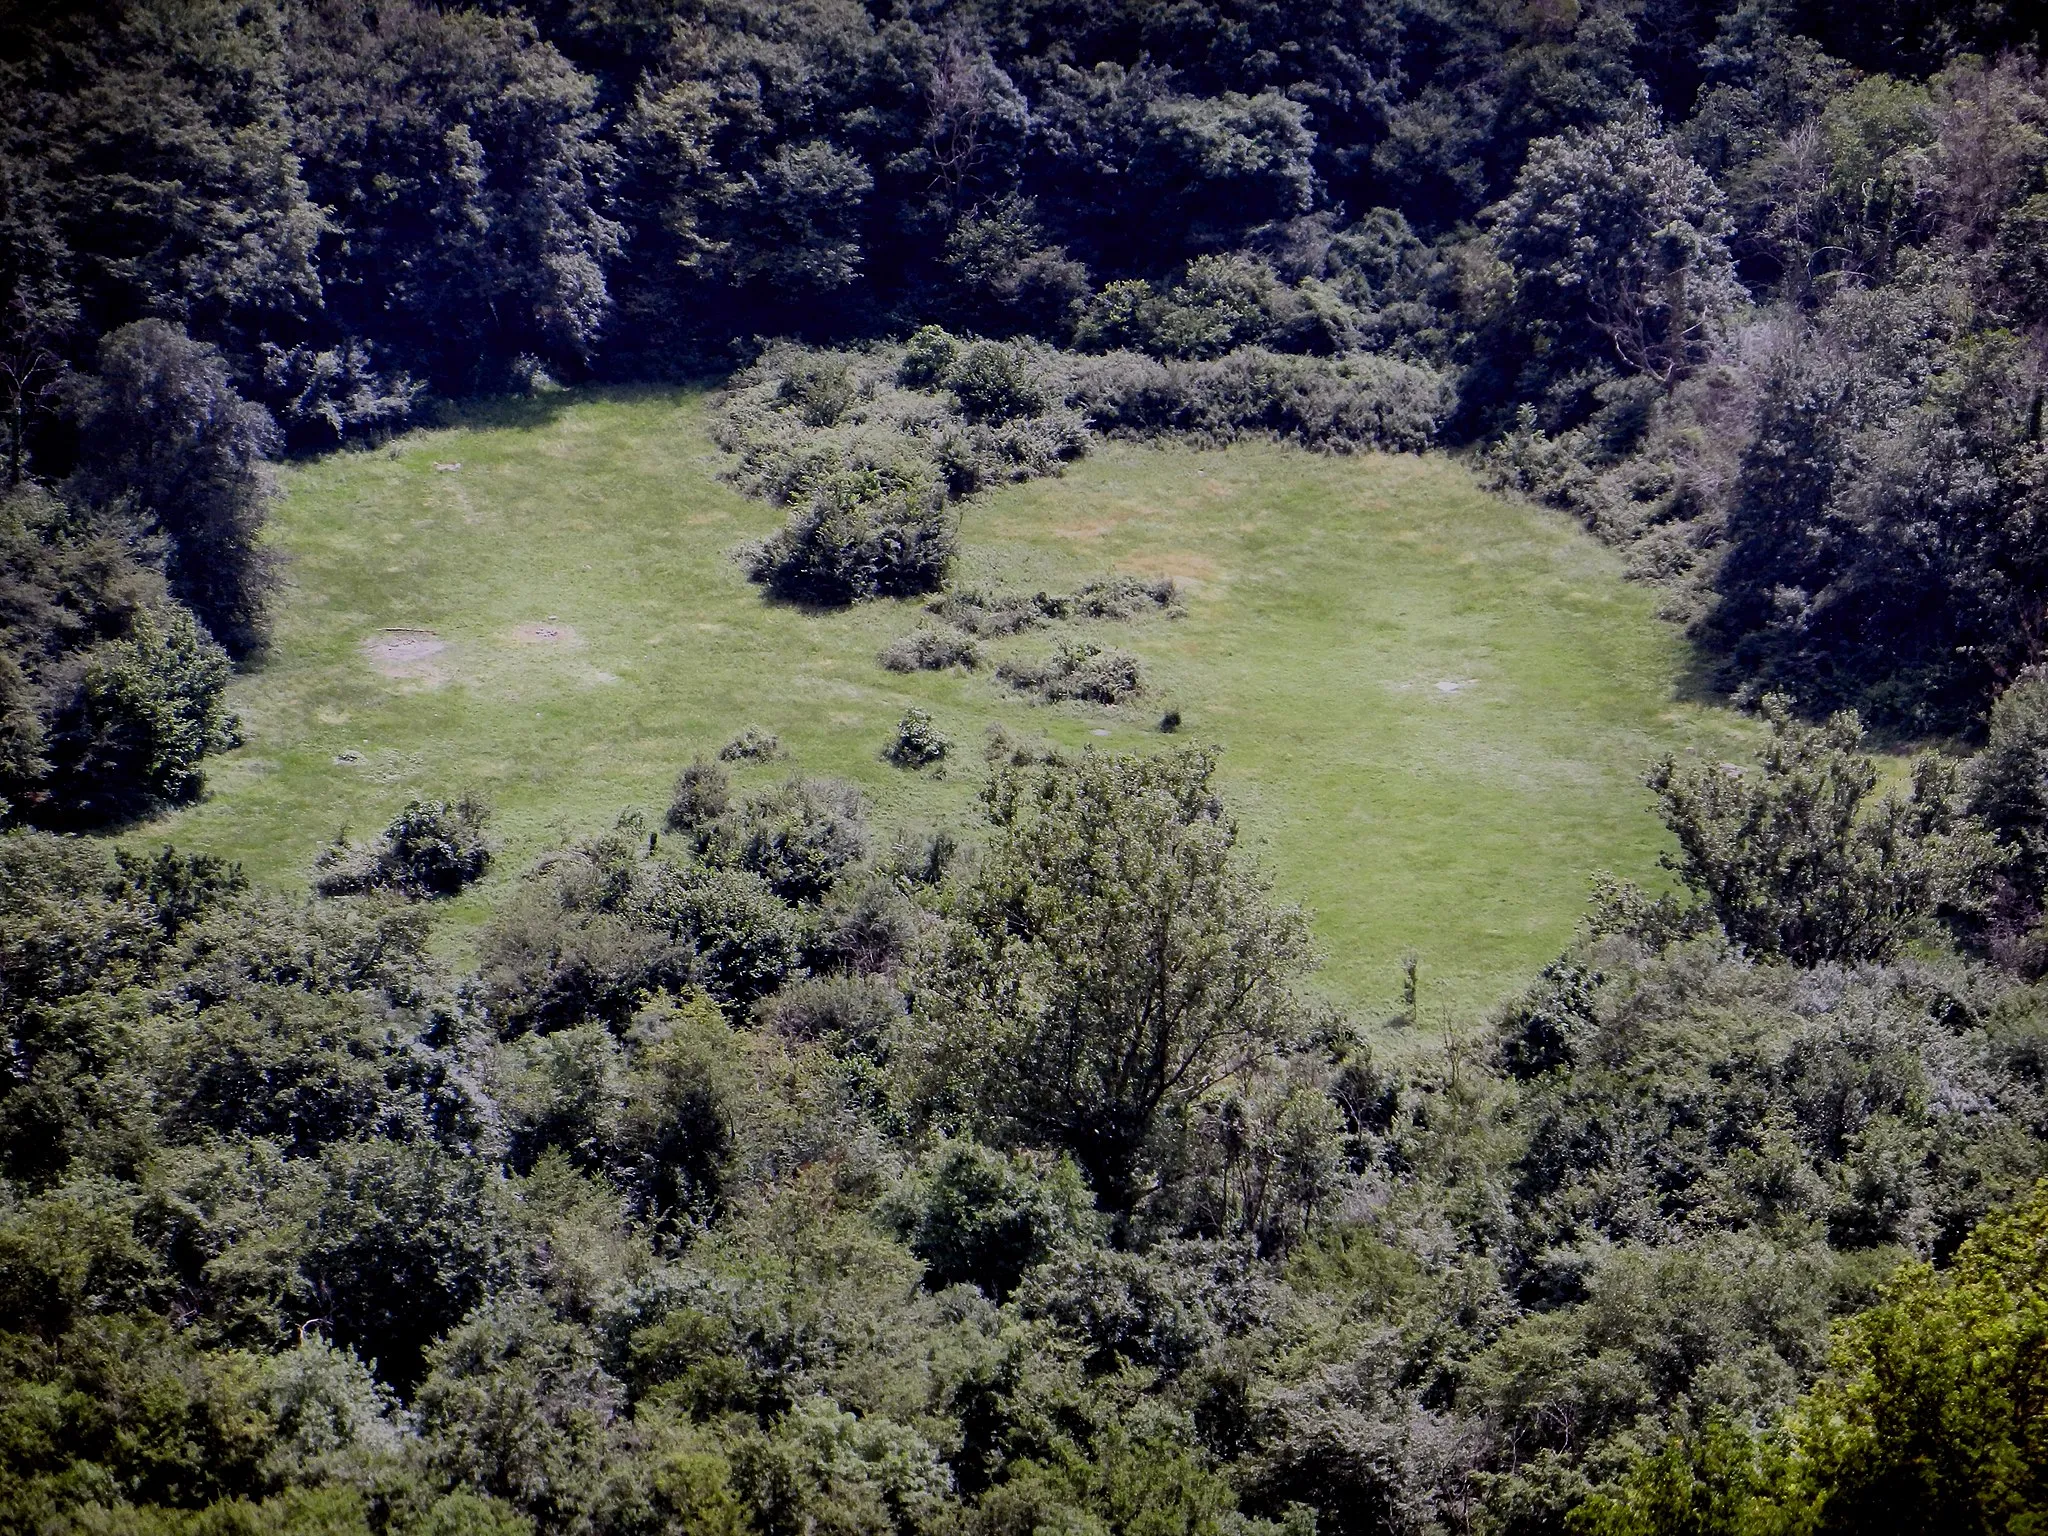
[914,747,1316,1218]
[747,465,958,607]
[878,627,982,675]
[885,709,950,770]
[313,796,494,898]
[53,604,240,821]
[880,1141,1098,1301]
[71,322,279,656]
[476,833,801,1030]
[1580,1182,2048,1534]
[696,777,871,904]
[1492,113,1742,387]
[665,759,732,834]
[998,642,1146,706]
[1642,696,2003,965]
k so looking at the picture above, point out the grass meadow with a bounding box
[129,387,1754,1022]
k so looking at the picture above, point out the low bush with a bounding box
[878,627,981,673]
[1071,347,1454,453]
[746,464,957,605]
[665,759,731,832]
[1000,642,1146,706]
[696,776,871,901]
[885,707,950,769]
[948,341,1047,422]
[1070,577,1180,620]
[756,972,906,1055]
[314,795,494,898]
[926,588,1066,637]
[718,726,783,763]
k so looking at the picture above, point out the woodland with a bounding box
[5,1,2048,1533]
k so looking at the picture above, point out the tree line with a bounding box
[6,710,2048,1533]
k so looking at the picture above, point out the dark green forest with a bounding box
[7,1,2048,1532]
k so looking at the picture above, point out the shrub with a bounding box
[642,861,802,1009]
[1071,577,1179,620]
[699,776,870,901]
[1070,346,1452,452]
[878,627,981,673]
[897,325,959,388]
[926,588,1066,637]
[718,726,783,763]
[748,466,957,605]
[1643,695,2004,964]
[879,1140,1099,1300]
[950,342,1046,422]
[666,759,732,832]
[1160,709,1182,733]
[314,795,494,898]
[1000,642,1146,705]
[756,973,906,1056]
[886,708,950,768]
[776,355,858,426]
[47,604,240,820]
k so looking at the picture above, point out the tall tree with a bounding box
[914,748,1316,1223]
[71,320,278,656]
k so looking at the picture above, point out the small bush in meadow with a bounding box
[886,708,951,769]
[1072,577,1180,619]
[665,759,731,831]
[747,465,957,605]
[1000,642,1145,705]
[718,726,783,763]
[879,627,982,673]
[314,794,494,898]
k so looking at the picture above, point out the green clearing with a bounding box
[129,387,1751,1020]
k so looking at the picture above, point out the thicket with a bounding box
[8,735,2048,1534]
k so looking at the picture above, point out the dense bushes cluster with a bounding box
[10,736,2048,1533]
[721,336,1451,603]
[314,796,495,899]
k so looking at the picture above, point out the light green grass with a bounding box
[130,387,1752,1022]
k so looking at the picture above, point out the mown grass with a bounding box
[130,387,1752,1021]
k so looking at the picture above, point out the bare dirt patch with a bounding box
[509,621,583,647]
[362,629,447,680]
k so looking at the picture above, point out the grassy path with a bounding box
[133,387,1751,1021]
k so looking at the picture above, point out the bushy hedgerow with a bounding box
[718,335,1452,608]
[879,626,982,673]
[999,642,1146,705]
[1068,346,1453,452]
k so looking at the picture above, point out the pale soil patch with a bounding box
[362,629,447,681]
[508,622,582,646]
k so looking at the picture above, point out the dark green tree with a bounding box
[916,748,1316,1222]
[1646,695,2002,965]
